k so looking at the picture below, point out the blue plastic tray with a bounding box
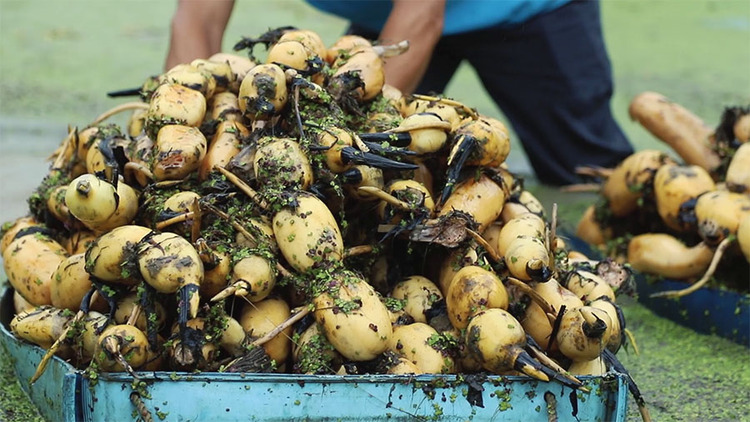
[563,231,750,347]
[636,277,750,347]
[0,288,628,422]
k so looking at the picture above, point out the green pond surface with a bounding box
[1,1,749,421]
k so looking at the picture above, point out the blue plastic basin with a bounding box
[0,288,628,422]
[636,277,750,347]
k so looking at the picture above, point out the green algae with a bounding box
[0,341,44,422]
[618,297,750,422]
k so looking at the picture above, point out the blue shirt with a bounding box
[306,0,573,35]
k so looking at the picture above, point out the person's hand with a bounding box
[165,0,236,70]
[378,0,446,94]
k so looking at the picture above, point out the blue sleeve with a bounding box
[305,0,573,35]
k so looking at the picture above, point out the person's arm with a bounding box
[165,0,236,70]
[378,0,445,94]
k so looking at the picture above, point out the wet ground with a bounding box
[1,1,749,421]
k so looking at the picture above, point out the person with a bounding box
[166,0,634,186]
